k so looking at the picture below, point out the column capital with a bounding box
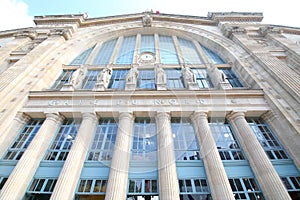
[14,112,31,124]
[261,110,277,122]
[119,112,134,120]
[226,111,245,121]
[81,112,98,121]
[190,111,207,121]
[44,112,64,124]
[156,112,171,121]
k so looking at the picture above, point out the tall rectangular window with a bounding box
[2,119,43,160]
[178,38,203,64]
[137,69,155,89]
[281,176,300,199]
[81,70,101,89]
[192,68,213,88]
[116,36,136,64]
[93,39,117,65]
[159,35,179,64]
[166,69,184,89]
[172,118,200,161]
[140,35,155,53]
[87,118,117,161]
[77,179,107,194]
[0,177,8,191]
[229,178,263,199]
[51,70,74,90]
[44,119,79,161]
[209,118,245,160]
[128,179,158,194]
[108,69,128,89]
[179,178,211,199]
[247,118,289,160]
[220,68,243,88]
[25,178,57,199]
[131,118,157,161]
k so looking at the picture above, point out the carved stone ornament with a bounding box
[259,26,283,36]
[143,13,152,27]
[222,26,246,38]
[13,30,37,40]
[48,29,71,40]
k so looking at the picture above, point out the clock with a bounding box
[140,53,153,61]
[139,52,155,64]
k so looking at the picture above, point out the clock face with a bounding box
[140,53,153,61]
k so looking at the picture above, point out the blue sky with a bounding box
[0,0,299,31]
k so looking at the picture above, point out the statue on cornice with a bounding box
[156,64,166,84]
[143,14,152,27]
[69,65,87,88]
[126,66,139,84]
[182,65,196,83]
[96,67,112,87]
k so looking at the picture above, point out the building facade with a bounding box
[0,11,299,200]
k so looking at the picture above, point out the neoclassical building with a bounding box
[0,11,299,200]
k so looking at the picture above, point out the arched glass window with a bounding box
[116,36,136,64]
[93,39,117,65]
[166,69,184,89]
[137,69,156,89]
[201,45,225,64]
[192,68,213,88]
[70,46,94,65]
[159,35,179,64]
[178,38,203,64]
[140,35,155,53]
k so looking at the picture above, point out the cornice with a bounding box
[208,12,263,23]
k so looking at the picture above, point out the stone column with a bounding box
[191,112,234,200]
[51,112,98,200]
[0,112,30,158]
[0,113,63,200]
[156,112,180,200]
[227,112,291,200]
[105,112,134,200]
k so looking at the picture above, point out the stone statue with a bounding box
[182,65,196,83]
[69,65,87,87]
[126,66,139,83]
[97,67,112,86]
[156,65,166,84]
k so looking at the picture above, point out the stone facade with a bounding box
[0,11,299,200]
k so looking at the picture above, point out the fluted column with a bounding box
[0,113,63,200]
[191,112,234,200]
[0,112,30,158]
[105,112,134,200]
[51,112,98,200]
[156,112,180,200]
[227,112,291,200]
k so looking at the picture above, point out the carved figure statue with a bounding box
[97,67,112,86]
[126,66,139,83]
[70,66,87,87]
[143,14,152,27]
[183,66,196,83]
[156,65,166,84]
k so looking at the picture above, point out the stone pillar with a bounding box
[227,112,291,200]
[0,113,63,200]
[0,112,30,158]
[50,112,98,200]
[191,112,234,200]
[172,36,184,64]
[105,112,134,200]
[156,112,180,200]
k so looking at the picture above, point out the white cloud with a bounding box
[0,0,34,31]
